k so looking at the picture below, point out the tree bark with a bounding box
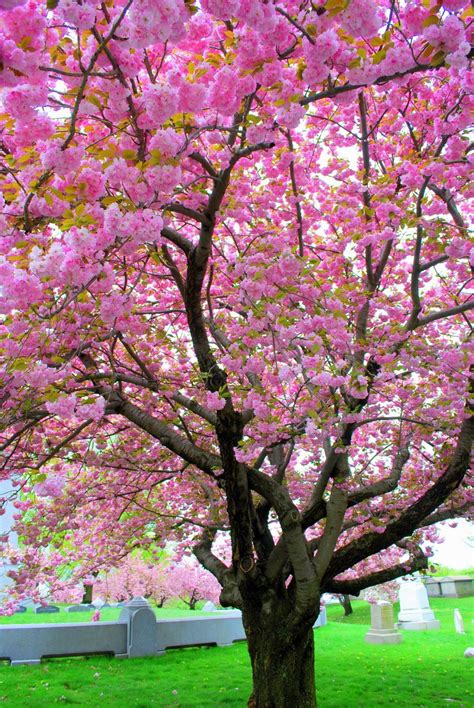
[339,594,353,616]
[82,583,93,604]
[245,608,317,707]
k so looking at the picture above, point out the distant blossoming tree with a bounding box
[165,557,221,609]
[0,1,472,705]
[93,554,170,605]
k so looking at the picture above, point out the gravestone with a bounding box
[202,601,217,612]
[365,601,401,644]
[66,604,94,612]
[92,598,106,609]
[454,608,465,634]
[397,582,440,631]
[314,606,327,628]
[119,596,158,658]
[34,604,60,614]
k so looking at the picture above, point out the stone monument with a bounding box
[119,596,158,658]
[202,600,217,612]
[454,608,465,634]
[365,601,402,644]
[397,581,440,630]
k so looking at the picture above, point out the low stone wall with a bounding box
[0,598,327,665]
[154,611,245,654]
[0,621,128,666]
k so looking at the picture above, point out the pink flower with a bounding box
[201,0,241,21]
[205,391,226,411]
[0,0,27,10]
[143,84,179,125]
[56,0,96,29]
[40,143,84,177]
[442,0,468,10]
[340,0,384,38]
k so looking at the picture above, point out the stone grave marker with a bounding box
[34,604,60,614]
[454,608,465,634]
[66,604,94,612]
[397,582,440,630]
[119,596,157,658]
[365,601,401,644]
[202,601,217,612]
[314,606,327,628]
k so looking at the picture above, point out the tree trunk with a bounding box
[82,583,93,604]
[339,594,353,616]
[245,614,317,707]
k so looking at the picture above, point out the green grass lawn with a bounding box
[0,598,472,706]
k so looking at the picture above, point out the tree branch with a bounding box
[325,549,428,595]
[347,443,410,507]
[323,410,473,582]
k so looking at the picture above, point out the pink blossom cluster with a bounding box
[35,473,66,498]
[45,394,105,422]
[124,0,189,48]
[339,0,384,38]
[55,0,97,30]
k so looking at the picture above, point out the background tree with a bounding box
[0,1,472,706]
[93,553,171,605]
[164,557,221,609]
[337,595,353,617]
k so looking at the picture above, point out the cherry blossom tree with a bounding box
[0,1,472,705]
[93,553,170,605]
[165,557,221,608]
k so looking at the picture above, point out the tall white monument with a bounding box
[397,581,440,630]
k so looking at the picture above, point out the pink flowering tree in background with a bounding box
[0,0,473,705]
[93,553,171,605]
[165,557,221,609]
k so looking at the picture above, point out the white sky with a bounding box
[430,519,474,570]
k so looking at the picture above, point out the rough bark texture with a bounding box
[244,602,317,708]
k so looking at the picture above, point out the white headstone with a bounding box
[365,601,402,644]
[397,582,440,631]
[314,606,327,628]
[454,609,465,634]
[202,601,217,612]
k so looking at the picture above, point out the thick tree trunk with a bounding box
[245,613,317,707]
